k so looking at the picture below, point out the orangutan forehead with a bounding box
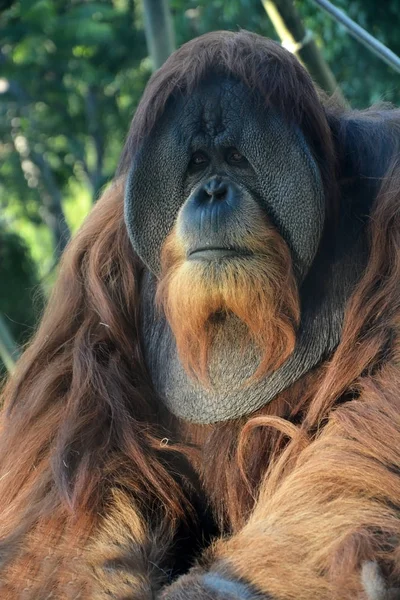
[165,77,260,144]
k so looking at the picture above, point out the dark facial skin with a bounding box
[124,77,363,424]
[126,78,324,279]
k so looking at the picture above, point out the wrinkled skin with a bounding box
[126,78,325,278]
[125,77,366,424]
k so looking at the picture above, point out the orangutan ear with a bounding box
[328,110,398,213]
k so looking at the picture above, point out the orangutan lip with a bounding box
[188,247,251,260]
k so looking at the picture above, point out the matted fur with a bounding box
[156,221,299,382]
[0,30,399,599]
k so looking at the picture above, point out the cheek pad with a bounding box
[244,114,325,280]
[124,120,190,275]
[125,110,325,280]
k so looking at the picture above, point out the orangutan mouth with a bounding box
[188,247,252,260]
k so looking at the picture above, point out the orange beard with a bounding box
[156,221,300,384]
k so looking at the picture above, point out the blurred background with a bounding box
[0,0,399,375]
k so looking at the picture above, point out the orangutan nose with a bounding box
[202,178,228,200]
[178,177,245,251]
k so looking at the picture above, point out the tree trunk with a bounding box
[262,0,346,103]
[142,0,176,70]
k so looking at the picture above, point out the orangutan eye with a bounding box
[227,149,247,165]
[189,151,209,169]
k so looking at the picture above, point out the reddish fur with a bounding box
[157,222,299,383]
[0,30,400,599]
[0,185,191,596]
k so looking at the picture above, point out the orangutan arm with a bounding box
[0,489,177,600]
[162,379,400,600]
[87,489,174,600]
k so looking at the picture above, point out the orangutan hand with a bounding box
[160,562,400,600]
[159,569,270,600]
[361,562,400,600]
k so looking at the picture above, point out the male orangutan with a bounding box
[1,30,400,600]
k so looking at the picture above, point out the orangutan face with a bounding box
[124,76,325,422]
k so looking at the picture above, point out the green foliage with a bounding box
[0,0,150,357]
[0,0,150,274]
[298,0,400,107]
[0,222,42,347]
